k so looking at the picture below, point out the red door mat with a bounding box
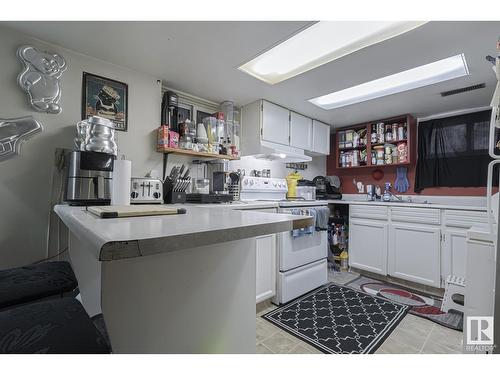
[344,276,463,331]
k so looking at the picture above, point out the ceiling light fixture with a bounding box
[238,21,427,85]
[309,54,469,110]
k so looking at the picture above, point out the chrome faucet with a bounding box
[383,182,403,202]
[388,190,403,202]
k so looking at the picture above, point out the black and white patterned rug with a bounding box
[263,283,410,354]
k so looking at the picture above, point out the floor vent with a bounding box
[440,83,486,97]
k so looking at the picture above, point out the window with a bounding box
[162,85,220,126]
[414,109,496,192]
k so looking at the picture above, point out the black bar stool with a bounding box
[0,261,78,310]
[0,297,110,353]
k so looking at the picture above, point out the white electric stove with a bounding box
[240,176,329,304]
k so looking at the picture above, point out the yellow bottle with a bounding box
[286,171,302,199]
[340,250,349,272]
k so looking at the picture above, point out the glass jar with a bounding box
[203,117,218,145]
[232,121,240,150]
[374,145,385,165]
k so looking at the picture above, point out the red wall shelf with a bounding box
[333,114,417,171]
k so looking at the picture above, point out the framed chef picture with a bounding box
[82,72,128,131]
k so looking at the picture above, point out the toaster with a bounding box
[130,178,163,204]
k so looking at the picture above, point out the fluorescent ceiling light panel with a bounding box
[238,21,427,84]
[309,54,469,110]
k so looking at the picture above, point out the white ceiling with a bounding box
[3,21,499,127]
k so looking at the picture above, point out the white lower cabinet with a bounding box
[348,204,485,289]
[388,223,441,287]
[349,218,388,275]
[442,229,467,280]
[441,209,489,285]
[255,234,277,303]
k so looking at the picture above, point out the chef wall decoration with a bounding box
[0,116,43,162]
[82,72,128,131]
[17,45,67,114]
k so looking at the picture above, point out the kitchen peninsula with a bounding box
[54,204,313,354]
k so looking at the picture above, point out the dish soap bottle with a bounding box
[340,250,349,272]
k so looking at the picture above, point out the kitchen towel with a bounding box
[111,159,132,205]
[291,208,316,238]
[315,206,330,231]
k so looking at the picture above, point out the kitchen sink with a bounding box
[369,199,432,205]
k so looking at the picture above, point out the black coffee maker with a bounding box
[161,91,178,131]
[313,176,342,200]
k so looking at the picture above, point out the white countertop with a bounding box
[178,196,488,211]
[181,201,279,210]
[182,200,324,209]
[54,204,311,261]
[325,195,488,211]
[467,223,497,242]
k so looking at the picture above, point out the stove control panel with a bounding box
[240,177,288,192]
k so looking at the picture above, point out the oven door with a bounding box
[278,208,328,271]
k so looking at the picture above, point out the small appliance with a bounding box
[185,172,233,204]
[193,178,210,194]
[206,160,228,192]
[161,91,179,131]
[212,171,229,194]
[185,193,233,204]
[130,178,163,204]
[296,179,316,200]
[63,150,115,205]
[313,175,342,200]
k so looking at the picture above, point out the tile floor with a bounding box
[255,270,463,354]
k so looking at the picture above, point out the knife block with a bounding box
[163,178,186,204]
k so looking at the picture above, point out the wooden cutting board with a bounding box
[87,205,187,218]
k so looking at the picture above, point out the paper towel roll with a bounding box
[111,159,132,205]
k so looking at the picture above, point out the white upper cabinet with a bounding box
[311,120,331,155]
[261,100,290,146]
[241,99,329,157]
[289,112,312,151]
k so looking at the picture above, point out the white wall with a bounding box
[0,26,163,267]
[229,156,326,181]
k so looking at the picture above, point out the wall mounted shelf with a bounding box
[333,114,416,171]
[157,146,240,160]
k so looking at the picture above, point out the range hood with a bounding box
[248,140,312,163]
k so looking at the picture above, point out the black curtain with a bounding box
[414,110,496,192]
